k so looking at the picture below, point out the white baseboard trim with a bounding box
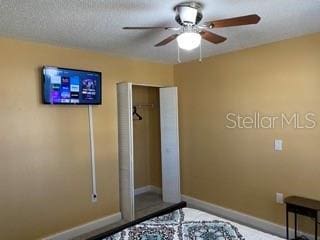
[135,186,152,195]
[149,185,162,194]
[182,195,313,239]
[135,185,162,196]
[42,212,122,240]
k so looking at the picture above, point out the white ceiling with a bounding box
[0,0,319,63]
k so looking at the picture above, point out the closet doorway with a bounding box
[132,85,165,218]
[117,83,181,221]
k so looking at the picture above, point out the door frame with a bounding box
[131,83,171,88]
[117,82,181,220]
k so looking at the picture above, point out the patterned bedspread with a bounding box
[103,208,284,240]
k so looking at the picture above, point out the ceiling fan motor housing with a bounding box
[175,2,203,26]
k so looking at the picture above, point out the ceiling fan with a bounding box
[123,2,261,51]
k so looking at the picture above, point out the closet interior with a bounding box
[132,85,170,218]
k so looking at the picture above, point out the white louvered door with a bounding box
[160,87,181,203]
[117,82,135,221]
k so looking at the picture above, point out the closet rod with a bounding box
[133,103,154,108]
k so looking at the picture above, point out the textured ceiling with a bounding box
[0,0,319,63]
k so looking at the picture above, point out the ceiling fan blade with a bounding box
[123,27,178,30]
[154,34,179,47]
[204,14,261,28]
[200,31,227,44]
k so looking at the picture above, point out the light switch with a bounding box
[275,139,283,151]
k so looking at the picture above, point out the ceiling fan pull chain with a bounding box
[177,42,181,63]
[199,39,202,62]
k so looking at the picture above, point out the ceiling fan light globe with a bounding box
[177,32,201,51]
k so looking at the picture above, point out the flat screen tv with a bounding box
[42,66,102,105]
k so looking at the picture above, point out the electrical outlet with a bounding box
[92,194,98,203]
[276,192,284,204]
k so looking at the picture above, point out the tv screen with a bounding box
[42,66,102,105]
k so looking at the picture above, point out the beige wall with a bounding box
[175,33,320,229]
[0,37,173,240]
[133,86,162,189]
